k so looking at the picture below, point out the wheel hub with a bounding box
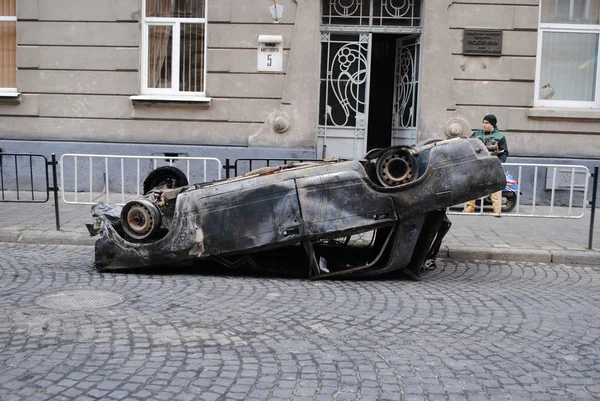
[120,199,162,240]
[376,149,417,187]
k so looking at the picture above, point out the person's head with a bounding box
[482,114,497,133]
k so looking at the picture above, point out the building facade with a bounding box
[1,0,599,168]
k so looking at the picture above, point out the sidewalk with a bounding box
[1,196,599,266]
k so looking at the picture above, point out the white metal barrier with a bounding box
[448,162,591,218]
[60,154,222,205]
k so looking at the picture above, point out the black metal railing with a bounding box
[0,152,60,230]
[589,165,599,249]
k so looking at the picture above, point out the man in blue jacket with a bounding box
[465,114,509,216]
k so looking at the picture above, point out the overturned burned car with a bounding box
[89,138,505,279]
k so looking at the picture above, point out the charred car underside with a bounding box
[90,138,505,279]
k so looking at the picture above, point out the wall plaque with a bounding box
[463,30,502,56]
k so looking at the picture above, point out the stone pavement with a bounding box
[2,243,600,401]
[0,195,599,266]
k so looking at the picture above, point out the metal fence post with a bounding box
[589,165,598,249]
[50,153,61,231]
[224,158,230,179]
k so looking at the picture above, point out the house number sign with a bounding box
[257,35,283,72]
[463,30,502,56]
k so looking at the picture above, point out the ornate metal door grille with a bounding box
[317,33,371,159]
[318,0,422,159]
[392,35,420,146]
[321,0,421,31]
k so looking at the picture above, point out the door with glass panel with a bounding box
[317,33,372,159]
[318,0,423,159]
[392,35,420,147]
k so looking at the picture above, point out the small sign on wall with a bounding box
[257,35,283,72]
[463,30,503,56]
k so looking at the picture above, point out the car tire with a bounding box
[503,192,517,213]
[143,166,188,195]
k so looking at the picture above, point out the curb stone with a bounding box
[0,231,95,246]
[551,249,600,266]
[445,246,552,263]
[443,245,600,266]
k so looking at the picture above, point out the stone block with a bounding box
[35,47,138,71]
[0,117,258,146]
[508,107,600,134]
[513,5,539,30]
[510,57,536,81]
[37,0,116,21]
[38,95,133,119]
[454,81,534,107]
[208,0,230,22]
[508,131,600,157]
[207,49,231,72]
[503,31,537,56]
[206,73,284,99]
[453,55,511,81]
[115,0,140,21]
[16,0,38,20]
[17,22,139,46]
[18,70,139,95]
[449,4,515,29]
[0,94,39,116]
[17,46,39,68]
[228,99,281,122]
[132,98,230,121]
[208,24,293,49]
[230,0,296,24]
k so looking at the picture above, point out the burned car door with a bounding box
[296,165,397,238]
[187,178,304,255]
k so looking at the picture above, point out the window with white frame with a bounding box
[142,0,207,97]
[536,0,600,107]
[0,0,17,93]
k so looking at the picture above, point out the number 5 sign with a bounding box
[257,35,283,72]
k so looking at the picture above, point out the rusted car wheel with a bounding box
[120,199,162,241]
[375,148,419,187]
[143,166,188,195]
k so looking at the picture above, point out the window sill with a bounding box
[130,95,212,107]
[0,92,21,104]
[527,107,600,120]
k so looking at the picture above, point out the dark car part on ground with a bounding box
[143,166,189,195]
[90,138,505,279]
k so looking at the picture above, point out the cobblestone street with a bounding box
[1,243,600,401]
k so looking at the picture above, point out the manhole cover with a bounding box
[36,290,123,310]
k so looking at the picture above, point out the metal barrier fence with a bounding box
[0,152,61,229]
[448,162,592,219]
[2,151,598,240]
[59,154,222,205]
